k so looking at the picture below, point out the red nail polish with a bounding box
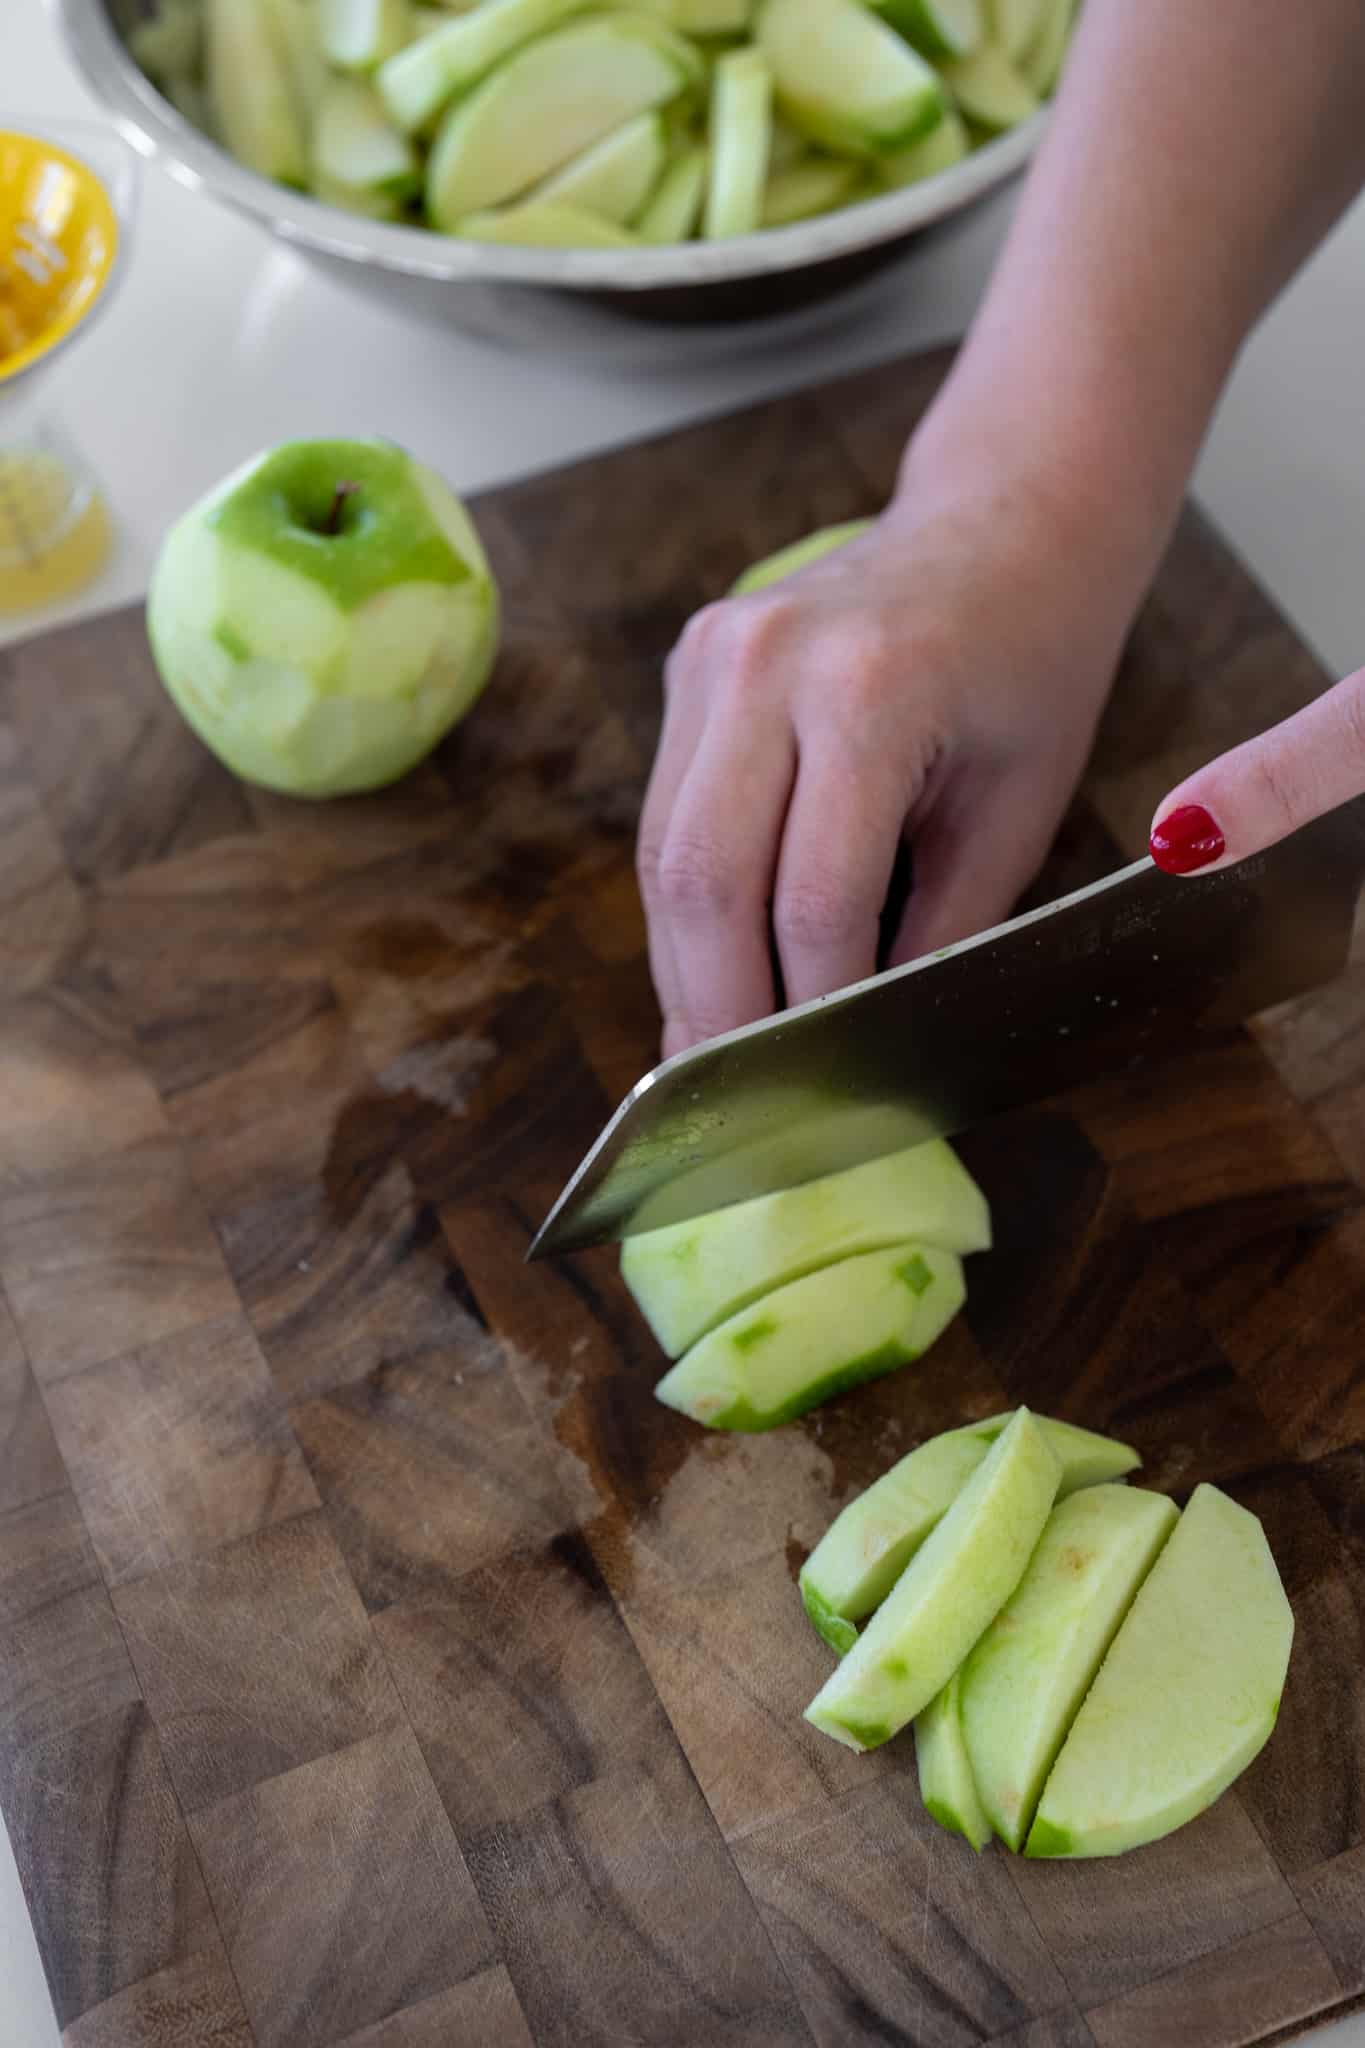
[1149,804,1226,875]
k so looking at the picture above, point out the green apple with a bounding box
[532,111,669,225]
[881,104,969,185]
[731,518,874,593]
[206,0,309,188]
[756,0,946,157]
[319,0,413,71]
[799,1411,1140,1654]
[636,142,709,242]
[655,1241,965,1432]
[761,157,863,227]
[1019,0,1074,93]
[940,41,1039,130]
[916,1672,990,1851]
[147,439,499,799]
[960,1484,1178,1850]
[703,49,772,239]
[456,202,642,246]
[1027,1483,1294,1858]
[265,0,332,122]
[804,1409,1061,1750]
[312,79,420,199]
[870,0,981,61]
[425,14,701,227]
[622,1137,990,1359]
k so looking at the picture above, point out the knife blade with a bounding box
[529,799,1365,1260]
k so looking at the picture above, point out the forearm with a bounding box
[902,0,1365,584]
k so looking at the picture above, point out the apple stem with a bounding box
[322,482,360,536]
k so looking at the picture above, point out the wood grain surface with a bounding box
[2,346,1364,2047]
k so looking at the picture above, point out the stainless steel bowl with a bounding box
[54,0,1045,353]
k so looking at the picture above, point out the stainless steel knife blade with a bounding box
[529,799,1365,1259]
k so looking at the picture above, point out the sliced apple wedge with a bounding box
[455,203,642,247]
[533,111,669,225]
[757,0,946,157]
[319,0,413,72]
[940,41,1039,130]
[425,14,700,227]
[871,0,981,62]
[704,49,773,240]
[655,1242,964,1433]
[1020,0,1075,93]
[799,1411,1139,1654]
[622,1137,988,1359]
[960,1484,1178,1850]
[1027,1483,1294,1858]
[805,1409,1061,1751]
[989,0,1044,59]
[312,79,420,198]
[377,0,591,134]
[636,144,709,243]
[761,157,863,228]
[206,0,309,189]
[916,1671,989,1851]
[882,104,969,185]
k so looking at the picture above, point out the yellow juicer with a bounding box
[0,125,137,614]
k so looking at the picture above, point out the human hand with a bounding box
[1150,663,1365,875]
[637,465,1149,1059]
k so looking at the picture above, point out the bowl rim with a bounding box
[52,0,1047,294]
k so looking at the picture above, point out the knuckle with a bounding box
[655,831,737,921]
[774,875,865,952]
[1245,741,1303,838]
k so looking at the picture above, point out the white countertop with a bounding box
[7,8,1365,2045]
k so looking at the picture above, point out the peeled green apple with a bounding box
[1027,1483,1294,1858]
[960,1483,1178,1850]
[147,439,499,798]
[805,1408,1061,1750]
[799,1410,1139,1654]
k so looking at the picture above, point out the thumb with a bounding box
[1150,663,1365,874]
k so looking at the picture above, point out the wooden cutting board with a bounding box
[2,347,1364,2048]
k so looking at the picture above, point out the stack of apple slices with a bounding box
[623,1136,992,1429]
[126,0,1077,248]
[801,1409,1294,1858]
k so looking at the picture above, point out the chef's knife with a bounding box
[529,798,1365,1260]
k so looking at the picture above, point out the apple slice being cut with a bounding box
[1027,1483,1294,1858]
[655,1242,965,1433]
[704,49,773,240]
[425,13,701,226]
[805,1409,1061,1751]
[756,0,946,157]
[622,1137,988,1360]
[799,1411,1140,1654]
[916,1671,989,1851]
[960,1483,1178,1850]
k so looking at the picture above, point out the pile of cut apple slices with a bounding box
[801,1409,1293,1858]
[126,0,1075,248]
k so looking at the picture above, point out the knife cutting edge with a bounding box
[528,798,1365,1261]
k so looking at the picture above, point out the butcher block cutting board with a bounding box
[3,347,1365,2048]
